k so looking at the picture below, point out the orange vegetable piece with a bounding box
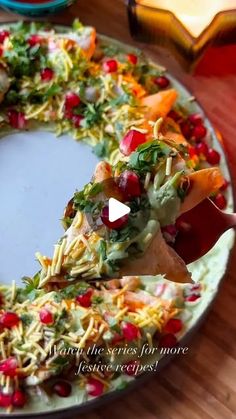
[141,89,178,121]
[180,167,224,214]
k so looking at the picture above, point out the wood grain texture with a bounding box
[1,2,236,418]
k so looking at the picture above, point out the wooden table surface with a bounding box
[1,1,236,418]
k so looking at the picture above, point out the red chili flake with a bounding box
[158,333,177,348]
[86,377,104,397]
[163,318,183,334]
[39,308,54,325]
[127,53,138,65]
[53,380,72,397]
[76,289,93,308]
[103,59,118,73]
[0,311,20,328]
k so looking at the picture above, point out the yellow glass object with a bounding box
[127,0,236,69]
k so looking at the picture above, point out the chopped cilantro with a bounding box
[98,239,107,261]
[20,313,33,326]
[92,295,104,304]
[53,283,89,303]
[129,140,171,174]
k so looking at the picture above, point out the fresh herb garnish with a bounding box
[73,182,103,214]
[98,239,107,260]
[129,140,171,174]
[20,313,33,326]
[53,283,89,303]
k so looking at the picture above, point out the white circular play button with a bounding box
[108,198,131,222]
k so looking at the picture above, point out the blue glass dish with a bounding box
[0,0,74,17]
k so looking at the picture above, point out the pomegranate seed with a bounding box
[28,34,42,47]
[0,30,10,44]
[207,148,221,165]
[0,46,3,57]
[159,333,177,348]
[39,308,54,325]
[122,322,140,341]
[192,124,207,141]
[213,193,227,210]
[0,312,19,328]
[0,392,12,408]
[101,205,129,230]
[118,170,141,199]
[119,129,146,156]
[76,289,93,308]
[53,380,72,397]
[220,179,229,191]
[188,146,197,159]
[123,360,140,376]
[191,283,201,291]
[12,389,27,407]
[127,53,138,65]
[72,114,83,128]
[163,318,183,334]
[40,68,54,82]
[111,332,124,345]
[103,59,118,73]
[64,108,73,120]
[162,224,177,236]
[86,377,104,397]
[7,110,26,130]
[0,357,18,377]
[188,113,203,125]
[185,293,200,302]
[180,121,192,139]
[65,92,80,109]
[195,141,209,157]
[154,75,170,88]
[168,109,181,122]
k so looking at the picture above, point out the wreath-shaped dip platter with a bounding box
[0,21,234,418]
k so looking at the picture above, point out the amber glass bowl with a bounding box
[127,0,236,69]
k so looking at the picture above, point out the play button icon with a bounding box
[108,198,130,222]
